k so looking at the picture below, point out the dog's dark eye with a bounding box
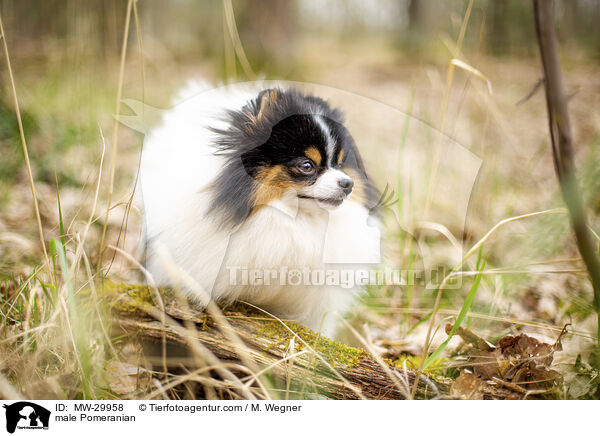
[297,160,315,175]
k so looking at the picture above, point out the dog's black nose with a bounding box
[338,178,354,194]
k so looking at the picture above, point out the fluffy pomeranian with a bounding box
[138,83,381,336]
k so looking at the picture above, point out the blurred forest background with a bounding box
[1,0,599,191]
[1,0,600,399]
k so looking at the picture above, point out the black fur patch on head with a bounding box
[207,87,378,227]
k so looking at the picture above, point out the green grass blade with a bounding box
[54,169,66,248]
[49,238,58,291]
[423,250,486,369]
[53,238,95,398]
[406,302,448,336]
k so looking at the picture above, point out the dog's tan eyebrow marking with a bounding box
[304,146,322,165]
[337,149,345,166]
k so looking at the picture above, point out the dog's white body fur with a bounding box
[138,82,380,336]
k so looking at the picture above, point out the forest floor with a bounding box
[1,36,599,399]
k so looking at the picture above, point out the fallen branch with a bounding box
[105,283,521,400]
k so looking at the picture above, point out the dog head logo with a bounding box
[2,402,50,433]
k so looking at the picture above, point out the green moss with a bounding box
[99,281,162,314]
[256,319,367,369]
[311,335,368,369]
[393,354,449,377]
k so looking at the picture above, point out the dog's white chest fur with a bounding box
[139,83,379,336]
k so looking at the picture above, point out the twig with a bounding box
[516,77,544,106]
[533,0,600,352]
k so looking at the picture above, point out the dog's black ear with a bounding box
[238,88,280,137]
[255,88,280,121]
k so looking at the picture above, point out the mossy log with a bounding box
[105,283,518,400]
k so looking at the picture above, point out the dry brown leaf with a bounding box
[449,326,567,394]
[450,371,484,399]
[104,361,151,395]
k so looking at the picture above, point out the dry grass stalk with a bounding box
[0,13,52,281]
